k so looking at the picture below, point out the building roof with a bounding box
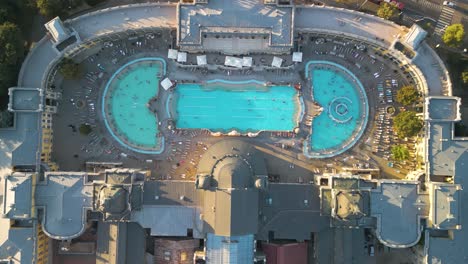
[335,191,366,220]
[212,157,253,189]
[203,188,259,236]
[131,205,203,237]
[371,181,427,248]
[0,174,35,264]
[177,52,187,63]
[425,96,461,122]
[44,17,71,43]
[7,88,43,112]
[178,0,293,47]
[427,121,467,176]
[430,183,462,230]
[292,52,303,62]
[225,56,244,68]
[242,57,253,67]
[257,183,328,241]
[0,112,41,176]
[197,55,207,66]
[97,186,128,215]
[426,119,468,263]
[271,56,283,68]
[167,49,178,60]
[403,24,427,50]
[2,173,33,219]
[35,172,93,240]
[0,218,35,264]
[161,77,173,90]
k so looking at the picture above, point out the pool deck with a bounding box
[51,29,415,181]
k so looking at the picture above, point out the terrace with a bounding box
[44,28,421,181]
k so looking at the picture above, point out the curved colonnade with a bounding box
[16,2,451,244]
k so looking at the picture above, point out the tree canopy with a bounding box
[462,71,468,85]
[442,24,465,47]
[0,22,23,65]
[0,22,24,96]
[59,58,82,79]
[391,145,410,161]
[396,85,419,106]
[79,124,92,135]
[0,3,15,25]
[377,2,398,20]
[35,0,63,18]
[393,111,423,138]
[85,0,106,6]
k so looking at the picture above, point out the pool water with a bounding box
[309,63,367,154]
[174,81,298,133]
[104,60,161,149]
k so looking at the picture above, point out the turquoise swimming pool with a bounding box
[305,61,368,158]
[173,80,299,133]
[102,58,166,153]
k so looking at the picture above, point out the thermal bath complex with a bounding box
[1,1,467,264]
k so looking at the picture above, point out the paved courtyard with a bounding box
[50,29,420,181]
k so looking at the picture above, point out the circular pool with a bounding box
[101,58,166,154]
[304,61,369,158]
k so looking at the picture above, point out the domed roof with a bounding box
[212,156,253,189]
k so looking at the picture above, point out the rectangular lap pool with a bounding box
[173,81,299,133]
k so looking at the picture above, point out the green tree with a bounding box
[442,24,465,47]
[462,71,468,85]
[396,85,419,105]
[85,0,106,6]
[391,145,410,161]
[377,2,398,20]
[0,64,16,96]
[393,111,423,138]
[0,22,24,65]
[35,0,63,17]
[0,22,23,96]
[0,3,14,24]
[59,58,82,79]
[79,124,92,135]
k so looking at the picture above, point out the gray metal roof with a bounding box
[425,97,461,121]
[35,172,93,240]
[371,181,427,248]
[426,134,468,263]
[427,122,467,176]
[143,180,202,206]
[203,189,259,237]
[430,182,461,230]
[8,88,42,112]
[2,173,33,219]
[131,205,203,238]
[0,171,35,264]
[178,0,293,47]
[403,24,427,50]
[0,112,41,174]
[257,183,328,241]
[0,218,35,264]
[125,223,146,264]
